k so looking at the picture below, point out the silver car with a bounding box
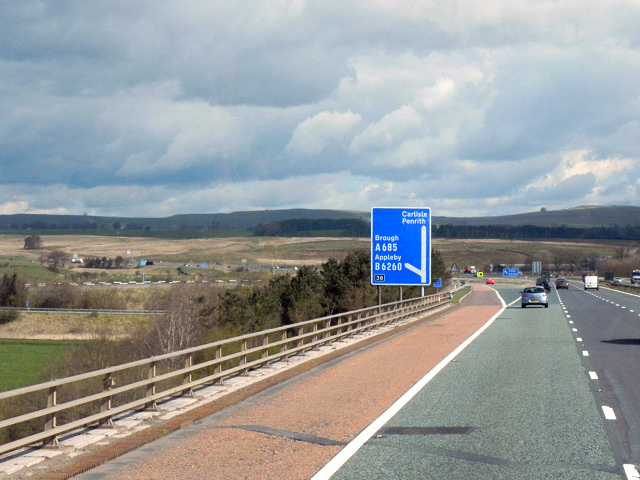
[521,286,549,308]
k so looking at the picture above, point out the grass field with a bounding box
[0,339,72,392]
[0,233,632,393]
[0,233,629,285]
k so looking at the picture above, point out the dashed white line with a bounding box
[602,406,616,420]
[563,290,640,480]
[624,463,640,479]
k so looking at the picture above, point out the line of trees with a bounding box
[252,218,370,236]
[41,249,449,374]
[83,256,128,269]
[433,224,640,240]
[21,221,640,244]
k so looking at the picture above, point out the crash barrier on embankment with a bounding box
[0,290,453,456]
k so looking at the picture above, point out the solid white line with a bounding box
[602,406,616,420]
[310,290,508,480]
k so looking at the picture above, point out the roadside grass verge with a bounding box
[451,285,471,304]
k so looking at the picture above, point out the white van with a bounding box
[584,275,598,290]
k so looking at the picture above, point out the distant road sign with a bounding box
[371,207,431,285]
[450,263,459,272]
[433,278,442,288]
[503,268,520,277]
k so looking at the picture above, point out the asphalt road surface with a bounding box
[315,284,630,479]
[560,281,640,470]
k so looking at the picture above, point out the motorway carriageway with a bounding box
[14,285,637,480]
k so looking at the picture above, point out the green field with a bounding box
[0,339,72,392]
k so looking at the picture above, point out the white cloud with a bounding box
[1,1,640,217]
[285,110,361,157]
[533,150,637,191]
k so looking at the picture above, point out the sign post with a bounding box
[371,207,431,286]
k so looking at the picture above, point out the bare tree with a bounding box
[47,249,69,267]
[142,285,203,359]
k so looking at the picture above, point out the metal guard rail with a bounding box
[0,291,452,456]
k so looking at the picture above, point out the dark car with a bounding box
[555,278,569,289]
[521,286,549,308]
[536,278,551,293]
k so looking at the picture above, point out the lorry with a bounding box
[464,266,477,275]
[584,275,599,290]
[632,270,640,284]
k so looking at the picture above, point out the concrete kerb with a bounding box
[0,301,456,480]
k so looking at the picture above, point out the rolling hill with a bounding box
[432,205,640,228]
[0,205,638,236]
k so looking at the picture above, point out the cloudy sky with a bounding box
[2,1,640,218]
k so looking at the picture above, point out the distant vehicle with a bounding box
[555,278,569,289]
[613,277,623,285]
[632,270,640,284]
[486,278,495,284]
[464,266,477,274]
[584,275,599,290]
[521,286,549,308]
[536,278,551,293]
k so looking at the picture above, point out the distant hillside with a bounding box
[432,205,640,228]
[0,209,370,234]
[0,205,639,238]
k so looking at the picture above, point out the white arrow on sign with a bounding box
[404,225,427,283]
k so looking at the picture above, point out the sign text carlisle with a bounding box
[371,207,431,285]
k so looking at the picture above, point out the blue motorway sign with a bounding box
[371,207,431,285]
[503,268,520,277]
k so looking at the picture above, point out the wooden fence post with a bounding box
[214,345,224,385]
[99,373,114,427]
[43,385,59,447]
[145,361,157,410]
[182,354,193,396]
